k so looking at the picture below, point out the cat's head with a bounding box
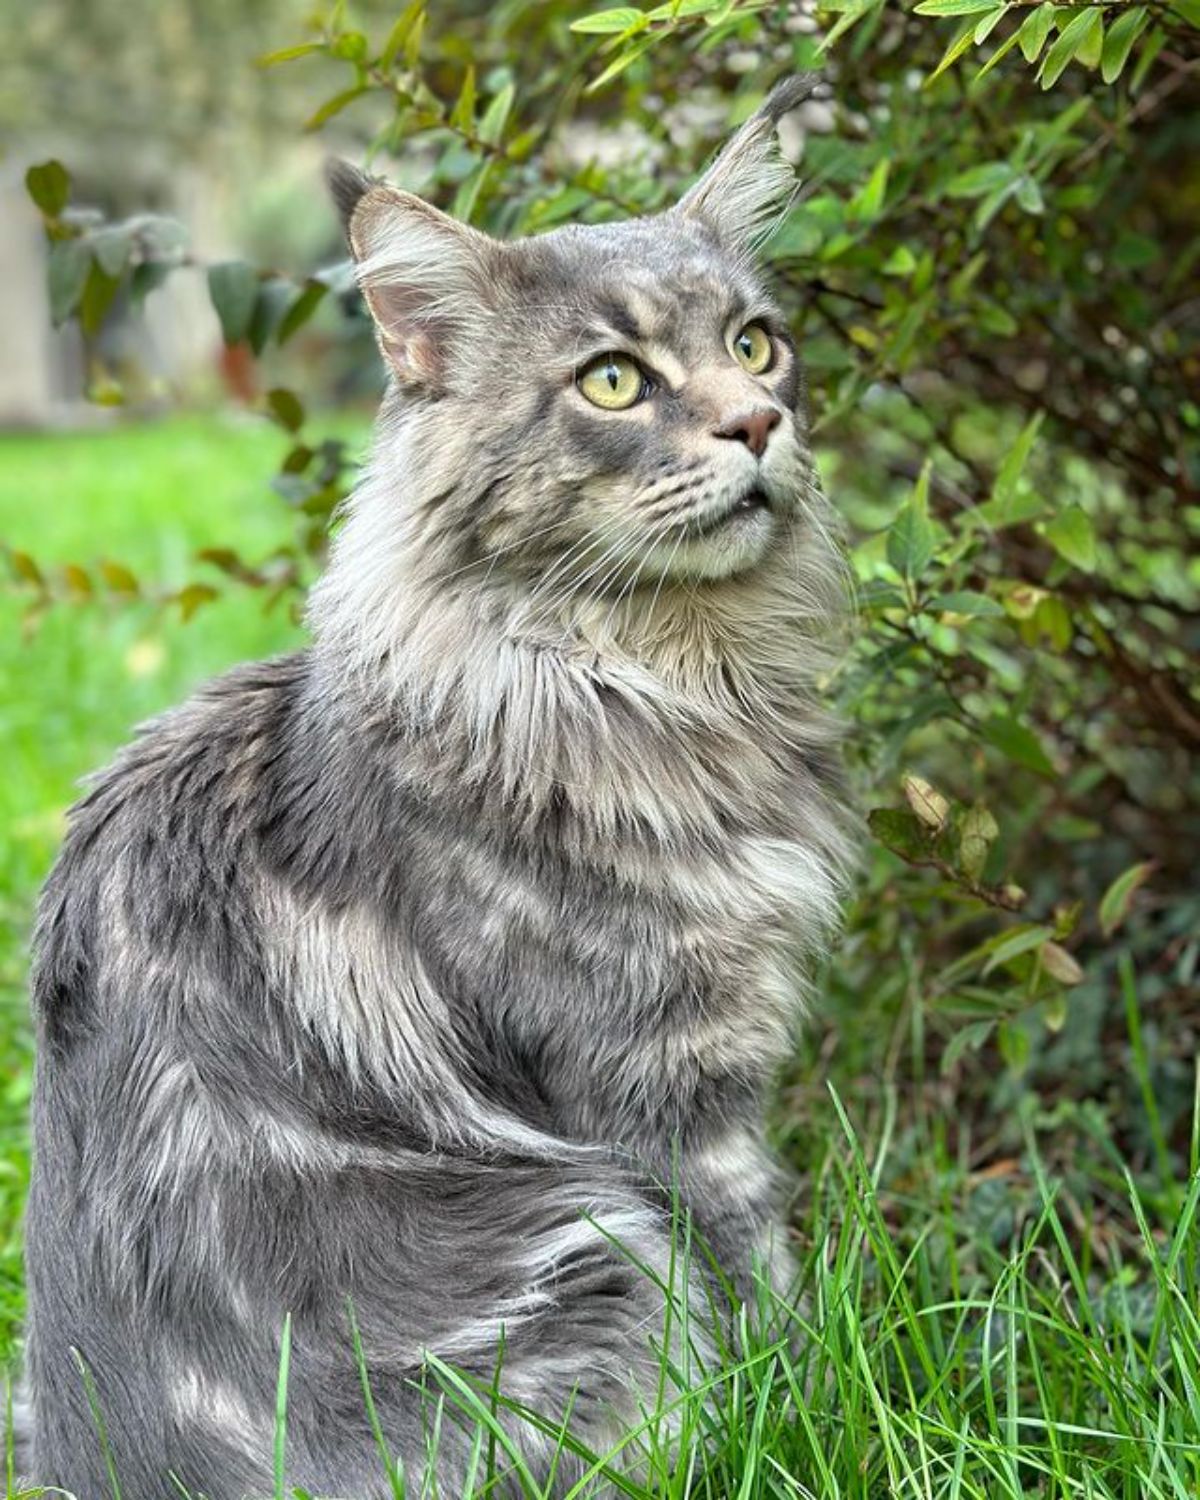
[324,76,831,644]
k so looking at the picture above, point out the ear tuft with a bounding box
[333,172,498,391]
[325,159,377,244]
[675,73,821,252]
[757,72,821,127]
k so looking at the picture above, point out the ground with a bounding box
[1,415,1196,1497]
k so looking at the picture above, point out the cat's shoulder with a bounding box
[39,651,311,911]
[76,650,309,815]
[31,652,314,1043]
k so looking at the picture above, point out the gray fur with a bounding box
[23,77,851,1497]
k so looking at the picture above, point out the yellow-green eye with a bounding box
[733,322,773,375]
[578,353,646,411]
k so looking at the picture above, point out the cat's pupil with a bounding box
[605,362,619,389]
[738,334,751,357]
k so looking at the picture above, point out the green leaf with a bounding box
[882,245,917,276]
[248,279,292,356]
[1040,8,1102,88]
[973,6,1005,44]
[585,35,655,91]
[207,261,259,345]
[980,713,1055,776]
[1014,175,1044,214]
[988,411,1044,520]
[646,0,728,16]
[62,562,93,596]
[1043,505,1097,571]
[329,29,368,61]
[451,65,477,132]
[848,158,890,223]
[945,162,1015,198]
[974,26,1023,80]
[1018,3,1058,63]
[380,2,424,69]
[452,160,491,224]
[1033,594,1073,651]
[981,923,1056,975]
[1075,10,1104,66]
[257,41,324,67]
[914,0,995,14]
[1098,861,1154,937]
[998,1019,1031,1071]
[867,806,930,862]
[176,583,218,622]
[927,18,979,82]
[266,388,306,433]
[89,225,132,279]
[477,82,515,146]
[277,280,328,345]
[1129,25,1164,90]
[1101,5,1148,81]
[47,239,91,326]
[903,774,950,831]
[99,560,139,595]
[886,462,936,580]
[1040,940,1084,985]
[9,549,44,587]
[1043,993,1068,1031]
[929,590,1005,618]
[941,1019,995,1073]
[957,803,999,880]
[25,159,71,217]
[79,260,120,338]
[571,6,646,32]
[305,85,368,131]
[820,0,882,52]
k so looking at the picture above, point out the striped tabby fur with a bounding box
[23,75,852,1497]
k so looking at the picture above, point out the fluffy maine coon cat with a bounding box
[23,74,852,1497]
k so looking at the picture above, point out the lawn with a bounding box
[0,414,353,1374]
[2,416,1198,1497]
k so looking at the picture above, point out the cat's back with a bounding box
[31,650,311,1048]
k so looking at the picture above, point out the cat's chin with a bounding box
[650,503,778,584]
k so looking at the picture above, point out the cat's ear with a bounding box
[326,160,496,389]
[674,74,817,251]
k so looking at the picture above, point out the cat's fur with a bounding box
[23,75,851,1497]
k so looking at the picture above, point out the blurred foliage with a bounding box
[9,0,1200,1188]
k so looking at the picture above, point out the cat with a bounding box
[22,73,852,1497]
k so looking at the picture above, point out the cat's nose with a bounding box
[712,407,781,459]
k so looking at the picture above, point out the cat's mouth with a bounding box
[685,487,772,540]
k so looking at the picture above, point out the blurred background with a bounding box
[1,1,1199,1481]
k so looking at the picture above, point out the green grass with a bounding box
[2,416,1198,1497]
[0,413,349,1368]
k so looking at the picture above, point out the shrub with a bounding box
[16,3,1198,1168]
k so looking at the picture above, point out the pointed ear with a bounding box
[325,161,497,390]
[675,74,818,251]
[326,159,376,243]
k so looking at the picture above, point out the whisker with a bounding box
[433,514,578,587]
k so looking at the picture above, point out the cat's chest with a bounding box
[649,831,834,951]
[458,824,835,1026]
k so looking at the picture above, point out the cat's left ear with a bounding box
[674,74,817,251]
[326,161,498,390]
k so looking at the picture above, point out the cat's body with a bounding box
[24,77,851,1496]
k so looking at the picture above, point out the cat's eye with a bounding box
[733,323,774,375]
[577,353,647,411]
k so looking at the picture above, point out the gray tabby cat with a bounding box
[23,74,851,1497]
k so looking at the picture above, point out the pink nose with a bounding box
[712,407,781,459]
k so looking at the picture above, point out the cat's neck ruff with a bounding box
[309,423,846,847]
